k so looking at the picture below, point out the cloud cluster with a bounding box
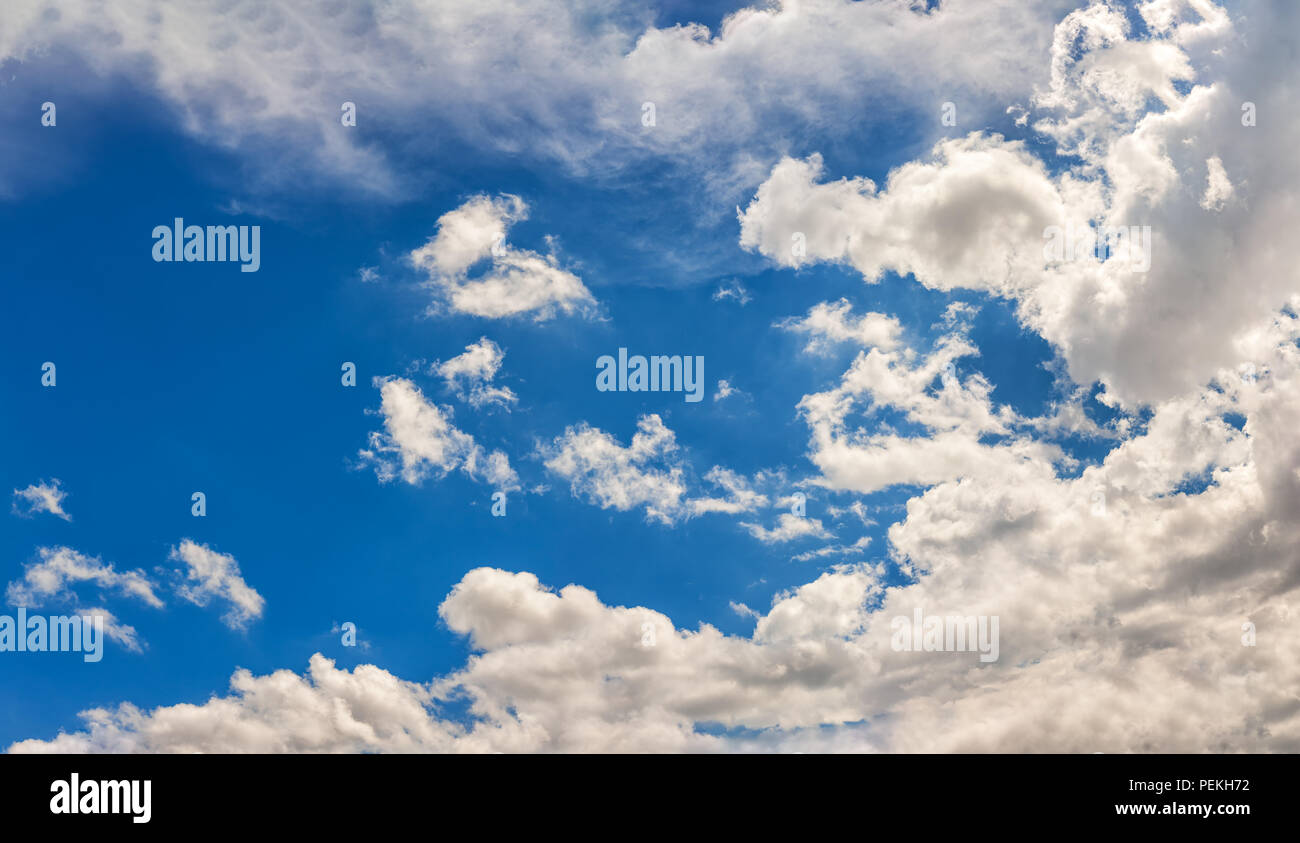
[3,540,267,647]
[10,0,1300,756]
[740,0,1300,410]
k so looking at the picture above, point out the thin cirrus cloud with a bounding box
[0,0,1072,196]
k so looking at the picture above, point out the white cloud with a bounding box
[169,540,265,631]
[540,415,687,525]
[795,313,1062,494]
[410,195,595,321]
[360,376,519,490]
[790,536,871,563]
[83,607,145,654]
[433,337,518,410]
[0,0,1072,197]
[688,467,768,515]
[6,546,163,609]
[713,379,741,402]
[739,512,832,544]
[8,653,455,754]
[1200,155,1233,211]
[11,480,71,521]
[779,299,902,354]
[712,280,751,305]
[541,419,777,524]
[729,601,759,620]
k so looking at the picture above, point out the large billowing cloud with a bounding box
[740,0,1300,409]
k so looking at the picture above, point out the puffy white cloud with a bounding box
[410,195,595,320]
[739,140,1076,294]
[433,337,518,410]
[169,540,265,631]
[794,308,1063,494]
[360,376,519,490]
[540,415,687,525]
[779,299,902,354]
[11,479,71,521]
[434,336,505,385]
[541,418,779,525]
[6,547,163,609]
[8,654,457,754]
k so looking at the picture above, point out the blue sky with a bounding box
[2,0,1298,753]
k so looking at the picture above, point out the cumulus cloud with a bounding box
[13,353,1300,757]
[410,195,595,321]
[794,307,1067,494]
[779,299,902,354]
[740,0,1300,410]
[433,337,518,410]
[8,654,455,754]
[540,415,687,525]
[6,547,163,609]
[169,540,265,631]
[360,376,519,490]
[11,479,71,521]
[540,418,777,525]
